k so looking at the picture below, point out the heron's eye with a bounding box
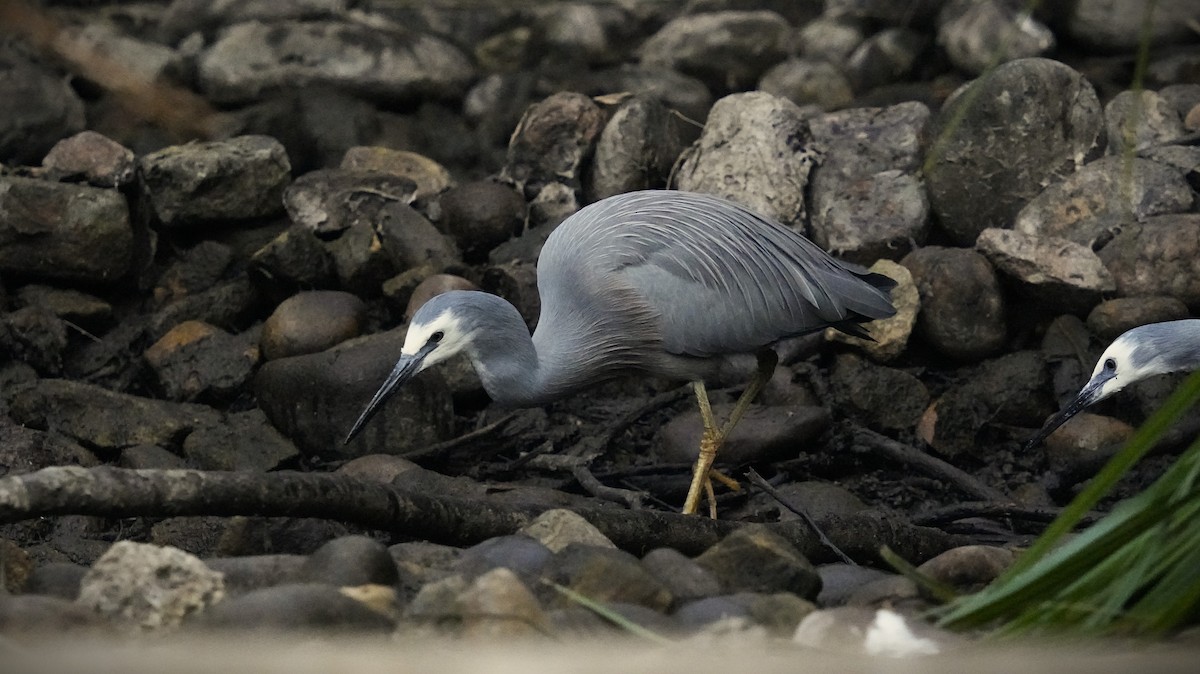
[1104,358,1116,372]
[429,331,445,344]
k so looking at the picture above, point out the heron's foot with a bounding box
[682,428,723,517]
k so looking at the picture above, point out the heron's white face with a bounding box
[403,311,470,371]
[1085,334,1160,404]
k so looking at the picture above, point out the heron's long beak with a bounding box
[1024,373,1113,450]
[343,344,434,444]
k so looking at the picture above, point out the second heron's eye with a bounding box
[429,331,445,344]
[1104,358,1116,371]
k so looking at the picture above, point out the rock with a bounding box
[201,583,393,631]
[299,535,399,587]
[843,28,928,93]
[119,444,186,470]
[143,321,259,401]
[0,53,85,164]
[59,20,176,84]
[340,146,454,204]
[249,226,337,297]
[816,563,895,607]
[638,10,790,92]
[797,16,865,63]
[936,0,1054,75]
[403,574,469,631]
[534,2,633,67]
[205,555,307,596]
[1097,214,1200,308]
[261,291,366,361]
[1086,297,1190,341]
[198,20,473,104]
[459,568,549,639]
[336,454,420,483]
[254,329,454,458]
[518,509,616,554]
[640,548,722,605]
[1042,412,1134,478]
[24,561,89,600]
[1105,89,1188,154]
[9,379,220,450]
[825,260,918,361]
[679,592,816,637]
[748,481,869,525]
[501,92,606,193]
[916,545,1014,592]
[139,135,290,228]
[825,0,943,26]
[793,607,945,656]
[77,541,224,632]
[454,535,553,585]
[696,526,821,600]
[675,92,816,227]
[0,176,132,282]
[569,65,714,125]
[153,241,234,307]
[405,274,479,321]
[325,222,398,296]
[160,0,351,42]
[902,247,1007,361]
[437,181,526,263]
[181,409,299,471]
[830,354,928,430]
[365,200,460,277]
[656,405,831,464]
[758,59,854,111]
[586,95,686,201]
[148,275,261,342]
[15,285,113,331]
[0,595,101,635]
[543,544,672,611]
[926,58,1103,245]
[1013,157,1193,246]
[807,102,930,262]
[0,422,98,476]
[1065,0,1198,51]
[390,541,462,597]
[526,182,579,229]
[0,306,68,374]
[41,131,136,188]
[976,228,1115,315]
[283,168,417,236]
[478,261,540,325]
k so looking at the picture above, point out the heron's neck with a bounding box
[466,309,592,407]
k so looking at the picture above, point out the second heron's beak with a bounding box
[1024,372,1114,450]
[343,343,436,444]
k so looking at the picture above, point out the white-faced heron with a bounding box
[344,189,897,516]
[1027,319,1200,448]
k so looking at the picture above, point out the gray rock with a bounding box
[254,329,454,458]
[808,102,930,262]
[534,1,633,67]
[0,176,132,282]
[641,547,722,605]
[283,168,417,236]
[587,95,686,201]
[797,16,865,63]
[261,291,366,361]
[152,241,234,306]
[0,595,101,634]
[15,285,113,331]
[438,181,526,263]
[1,306,68,374]
[160,0,351,43]
[843,28,928,93]
[1013,157,1193,246]
[816,563,894,607]
[746,480,869,525]
[198,20,473,104]
[937,0,1054,75]
[24,561,88,600]
[1140,145,1200,180]
[41,131,136,188]
[140,135,290,228]
[1158,84,1200,120]
[341,146,454,205]
[519,509,616,554]
[182,409,299,471]
[143,321,259,401]
[916,545,1014,593]
[77,541,224,632]
[299,535,398,587]
[675,91,816,227]
[336,454,421,483]
[1098,214,1200,308]
[926,58,1103,245]
[976,228,1115,314]
[249,226,337,297]
[901,247,1007,361]
[831,353,928,431]
[638,10,790,92]
[390,540,462,597]
[1065,0,1198,51]
[454,535,553,585]
[459,568,549,639]
[844,576,922,609]
[696,526,821,599]
[570,65,714,125]
[119,444,186,470]
[0,422,98,476]
[8,379,221,450]
[1086,297,1190,342]
[60,22,176,87]
[205,555,306,596]
[656,404,831,464]
[825,0,943,26]
[1105,89,1188,154]
[1042,412,1133,480]
[758,58,854,111]
[148,275,261,342]
[201,582,393,631]
[0,54,85,164]
[325,222,398,296]
[676,592,816,637]
[543,543,672,611]
[502,92,606,192]
[405,274,478,321]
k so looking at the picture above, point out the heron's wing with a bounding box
[540,190,896,357]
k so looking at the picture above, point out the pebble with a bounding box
[340,146,454,204]
[1098,214,1200,306]
[405,274,478,321]
[1105,89,1188,154]
[283,168,418,236]
[1043,412,1134,479]
[518,509,616,554]
[1086,297,1190,341]
[118,444,185,470]
[459,568,550,639]
[204,555,306,596]
[143,321,259,401]
[638,10,790,92]
[976,228,1115,315]
[501,91,605,192]
[916,545,1015,592]
[260,291,366,361]
[542,544,672,612]
[453,535,553,585]
[249,226,338,298]
[201,582,394,632]
[181,409,299,472]
[936,0,1054,75]
[336,454,421,483]
[299,535,399,587]
[676,592,816,638]
[831,353,929,431]
[15,285,112,331]
[640,548,722,606]
[1,306,68,375]
[696,526,821,600]
[825,260,919,361]
[758,59,854,111]
[23,561,88,601]
[437,181,526,263]
[587,95,685,201]
[0,55,85,164]
[816,563,895,607]
[41,130,136,188]
[657,404,831,464]
[902,246,1007,361]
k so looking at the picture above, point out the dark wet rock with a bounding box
[534,2,634,67]
[638,10,790,93]
[1086,297,1190,342]
[24,561,88,601]
[1,306,68,375]
[139,135,290,228]
[936,0,1054,76]
[902,247,1007,361]
[1098,214,1200,308]
[143,321,259,401]
[202,583,393,632]
[78,541,224,632]
[403,573,469,631]
[0,422,98,475]
[843,28,928,93]
[216,517,353,557]
[41,131,136,188]
[1013,157,1193,246]
[825,260,919,362]
[543,544,672,611]
[198,20,473,105]
[324,222,396,296]
[283,168,417,236]
[119,444,186,470]
[368,200,460,277]
[146,517,230,559]
[255,329,454,458]
[340,146,454,204]
[153,241,234,307]
[758,59,854,111]
[696,526,820,600]
[1042,412,1133,476]
[148,275,261,342]
[299,535,398,587]
[657,404,831,464]
[182,409,299,471]
[675,592,816,637]
[976,228,1115,315]
[675,92,816,227]
[926,58,1103,245]
[816,563,894,607]
[250,226,338,297]
[798,16,865,63]
[831,354,928,431]
[527,181,579,229]
[808,102,929,262]
[479,261,541,326]
[0,176,132,282]
[454,535,553,585]
[9,379,220,450]
[336,454,420,483]
[501,92,605,193]
[587,95,686,201]
[641,547,722,605]
[459,567,549,639]
[1065,0,1198,52]
[391,464,490,502]
[261,291,365,361]
[205,555,306,596]
[751,481,870,527]
[917,545,1014,593]
[15,285,113,331]
[390,541,461,597]
[0,594,102,634]
[405,274,478,321]
[438,181,526,263]
[1105,89,1188,154]
[844,576,922,609]
[0,54,85,165]
[569,65,714,125]
[518,509,616,554]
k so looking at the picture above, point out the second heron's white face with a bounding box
[1085,334,1164,404]
[403,311,470,371]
